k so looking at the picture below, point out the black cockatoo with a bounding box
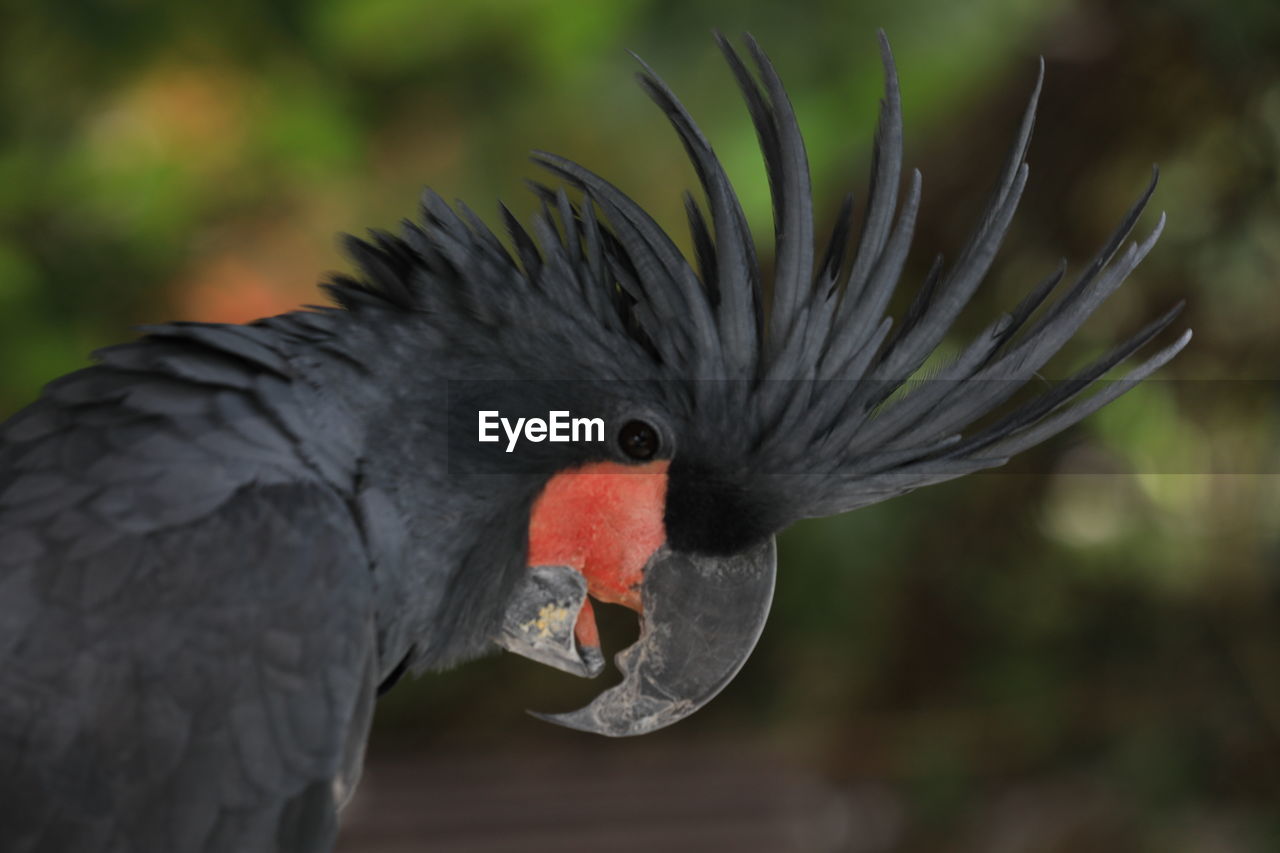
[0,32,1187,852]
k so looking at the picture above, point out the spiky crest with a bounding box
[327,31,1189,523]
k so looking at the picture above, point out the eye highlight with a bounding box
[618,419,660,461]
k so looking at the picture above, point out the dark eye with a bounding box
[618,419,660,461]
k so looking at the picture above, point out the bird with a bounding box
[0,30,1189,853]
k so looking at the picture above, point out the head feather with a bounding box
[329,31,1189,524]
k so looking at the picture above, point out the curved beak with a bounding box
[532,537,777,736]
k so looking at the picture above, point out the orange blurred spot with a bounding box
[175,255,304,324]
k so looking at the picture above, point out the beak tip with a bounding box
[526,706,672,738]
[579,643,606,679]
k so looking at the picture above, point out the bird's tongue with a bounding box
[497,458,778,737]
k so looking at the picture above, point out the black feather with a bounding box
[323,30,1188,525]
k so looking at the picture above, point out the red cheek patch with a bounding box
[527,460,669,614]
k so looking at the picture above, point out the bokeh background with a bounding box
[3,0,1278,850]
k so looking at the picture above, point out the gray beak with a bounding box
[495,563,605,679]
[532,537,777,736]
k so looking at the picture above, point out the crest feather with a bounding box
[328,32,1188,520]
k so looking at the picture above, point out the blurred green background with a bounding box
[3,0,1278,850]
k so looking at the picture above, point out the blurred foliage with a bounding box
[2,0,1279,850]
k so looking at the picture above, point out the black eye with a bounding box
[618,419,660,461]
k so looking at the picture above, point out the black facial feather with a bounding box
[327,30,1189,552]
[664,457,785,557]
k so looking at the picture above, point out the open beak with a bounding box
[504,537,777,737]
